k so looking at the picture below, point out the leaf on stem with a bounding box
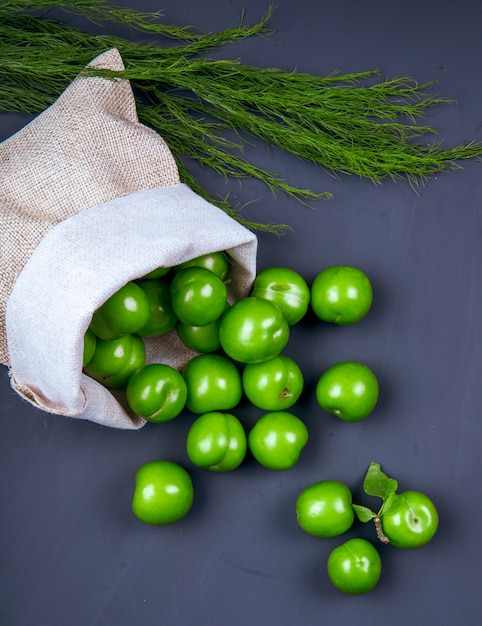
[363,462,398,501]
[352,503,376,523]
[380,492,403,516]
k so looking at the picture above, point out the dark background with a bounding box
[1,1,481,624]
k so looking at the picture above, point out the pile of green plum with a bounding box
[295,462,439,594]
[83,251,438,595]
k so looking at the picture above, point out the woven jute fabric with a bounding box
[0,48,179,366]
[0,49,258,429]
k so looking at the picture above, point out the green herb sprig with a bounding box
[2,0,481,233]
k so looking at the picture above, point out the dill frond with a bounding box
[1,1,481,233]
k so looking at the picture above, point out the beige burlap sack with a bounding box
[0,49,257,429]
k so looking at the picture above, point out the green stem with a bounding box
[1,1,482,233]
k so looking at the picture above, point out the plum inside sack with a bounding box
[6,184,257,429]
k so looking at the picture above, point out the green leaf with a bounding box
[380,492,403,517]
[363,462,398,501]
[352,503,376,523]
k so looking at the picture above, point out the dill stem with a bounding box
[1,1,482,233]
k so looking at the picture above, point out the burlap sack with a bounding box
[0,48,257,429]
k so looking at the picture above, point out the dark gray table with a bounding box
[1,1,481,624]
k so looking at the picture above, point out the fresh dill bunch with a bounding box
[1,0,481,233]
